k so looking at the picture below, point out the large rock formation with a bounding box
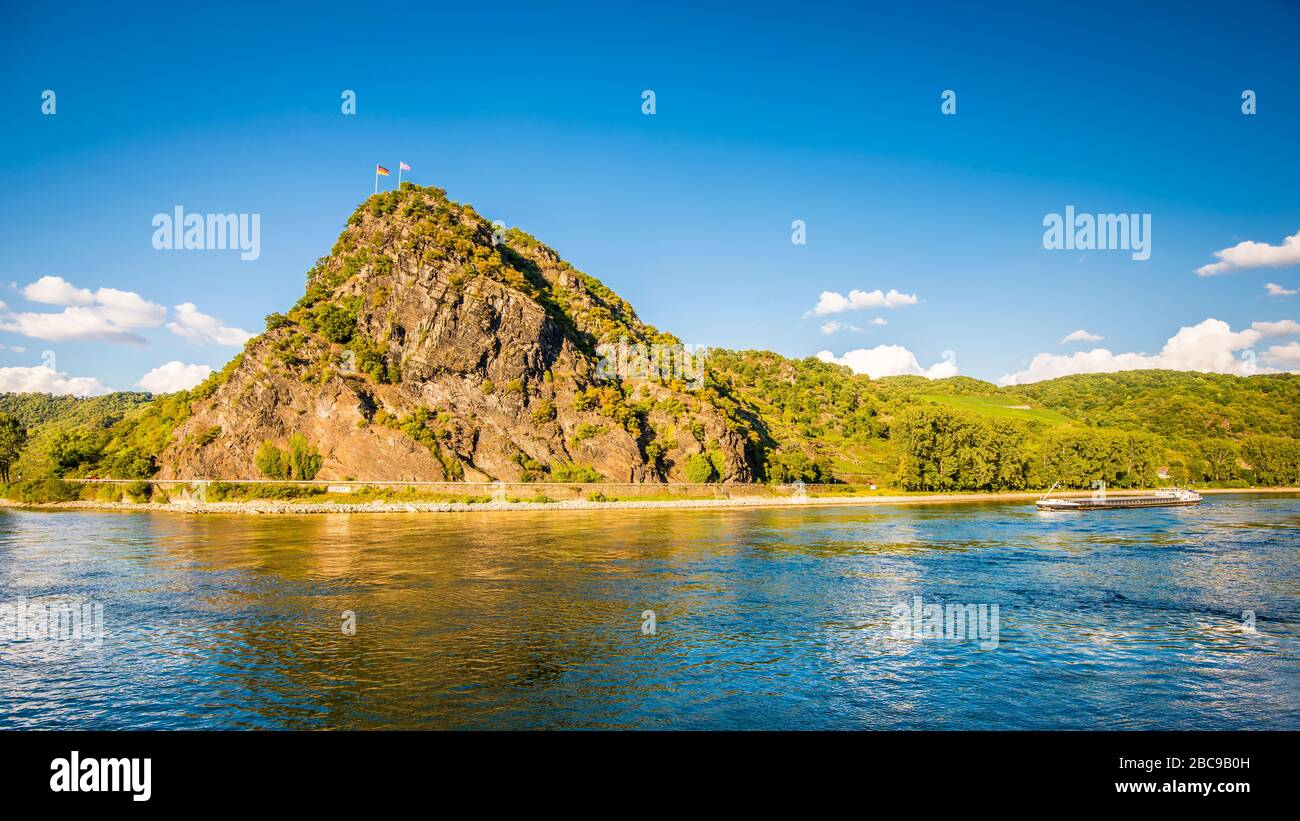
[158,184,754,483]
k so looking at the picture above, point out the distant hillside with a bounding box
[0,392,153,480]
[0,392,151,430]
[1008,370,1300,441]
[2,184,1295,491]
[698,352,1297,489]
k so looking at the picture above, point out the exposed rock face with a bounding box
[159,185,754,482]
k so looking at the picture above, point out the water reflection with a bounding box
[0,494,1297,729]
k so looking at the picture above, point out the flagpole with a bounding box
[374,166,378,195]
[397,163,403,187]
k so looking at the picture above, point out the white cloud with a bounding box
[821,317,888,333]
[136,361,213,394]
[1252,319,1300,337]
[1261,342,1300,368]
[167,302,253,346]
[998,318,1267,385]
[0,307,149,344]
[1196,230,1300,276]
[1061,329,1104,344]
[2,278,166,344]
[1266,282,1298,297]
[22,275,94,306]
[807,288,919,317]
[0,365,111,396]
[817,345,957,379]
[92,288,167,328]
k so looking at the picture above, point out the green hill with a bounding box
[0,392,154,480]
[700,351,1297,490]
[1007,370,1300,441]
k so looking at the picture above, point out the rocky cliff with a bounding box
[158,184,754,482]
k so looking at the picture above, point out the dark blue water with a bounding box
[1,494,1297,729]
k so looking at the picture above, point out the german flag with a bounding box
[375,164,390,176]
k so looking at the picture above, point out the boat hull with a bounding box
[1036,497,1201,511]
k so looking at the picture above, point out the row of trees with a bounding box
[894,406,1034,492]
[1179,436,1300,485]
[764,450,835,484]
[1242,436,1300,486]
[893,406,1164,491]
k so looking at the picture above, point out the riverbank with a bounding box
[2,487,1295,515]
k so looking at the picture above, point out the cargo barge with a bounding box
[1035,483,1202,511]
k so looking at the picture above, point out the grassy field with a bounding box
[828,439,895,482]
[917,394,1073,425]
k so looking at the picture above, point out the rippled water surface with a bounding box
[1,494,1298,729]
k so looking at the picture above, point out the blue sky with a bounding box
[1,0,1298,393]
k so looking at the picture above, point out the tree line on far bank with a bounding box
[892,404,1300,491]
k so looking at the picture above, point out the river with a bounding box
[2,493,1297,729]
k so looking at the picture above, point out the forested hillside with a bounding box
[1010,370,1299,441]
[0,369,228,482]
[695,353,1298,490]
